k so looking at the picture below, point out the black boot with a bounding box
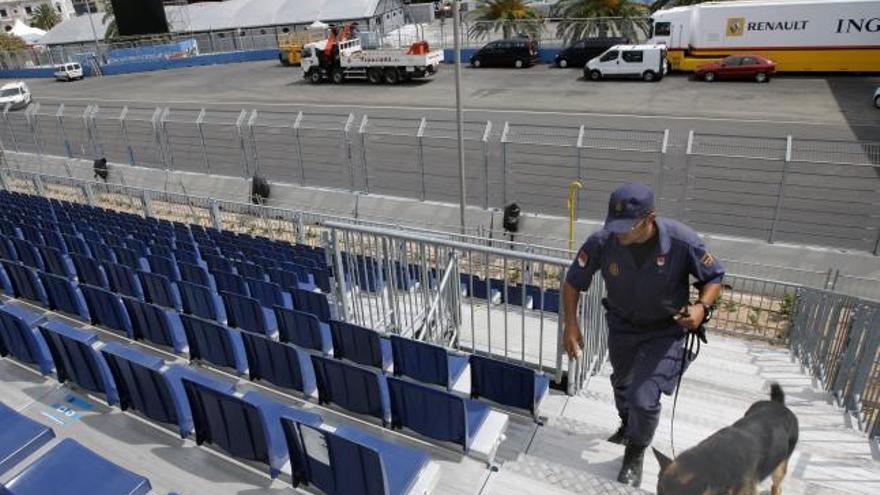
[617,443,646,488]
[607,422,628,445]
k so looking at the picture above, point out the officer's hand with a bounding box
[563,321,584,359]
[675,304,705,331]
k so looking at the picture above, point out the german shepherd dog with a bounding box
[653,383,798,495]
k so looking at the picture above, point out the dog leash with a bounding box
[670,321,707,458]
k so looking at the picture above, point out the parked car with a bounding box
[874,87,880,109]
[54,62,84,82]
[554,36,629,68]
[470,37,539,68]
[584,44,667,81]
[694,55,776,83]
[0,81,32,110]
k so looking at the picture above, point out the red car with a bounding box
[695,55,776,83]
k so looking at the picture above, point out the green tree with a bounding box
[467,0,542,41]
[102,0,118,39]
[650,0,723,13]
[551,0,649,45]
[0,33,28,51]
[31,3,61,31]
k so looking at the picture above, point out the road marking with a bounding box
[40,411,65,425]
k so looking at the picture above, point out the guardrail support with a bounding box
[293,111,306,186]
[417,117,427,201]
[358,115,370,194]
[768,136,792,244]
[500,122,510,208]
[481,121,492,210]
[195,108,210,174]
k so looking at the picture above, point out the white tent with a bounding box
[10,19,46,45]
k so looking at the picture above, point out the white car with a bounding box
[585,44,668,82]
[874,87,880,109]
[54,62,84,82]
[0,81,32,111]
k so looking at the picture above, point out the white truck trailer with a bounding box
[648,0,880,72]
[301,38,444,84]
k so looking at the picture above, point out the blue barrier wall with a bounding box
[443,48,562,65]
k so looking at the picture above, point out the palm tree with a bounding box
[0,33,27,51]
[30,3,61,31]
[102,0,118,39]
[467,0,543,41]
[551,0,649,46]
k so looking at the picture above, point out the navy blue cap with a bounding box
[604,182,655,234]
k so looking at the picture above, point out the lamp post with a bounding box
[452,0,466,234]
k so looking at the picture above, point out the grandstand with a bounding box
[0,174,879,495]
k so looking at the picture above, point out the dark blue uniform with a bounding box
[566,217,725,447]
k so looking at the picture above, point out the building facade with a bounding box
[0,1,75,33]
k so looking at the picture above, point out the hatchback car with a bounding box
[470,37,539,68]
[0,82,32,110]
[695,55,776,82]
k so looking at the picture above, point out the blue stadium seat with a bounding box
[221,291,278,339]
[172,248,201,266]
[469,354,550,418]
[122,238,149,258]
[0,402,55,476]
[390,335,468,390]
[178,281,227,325]
[178,261,215,291]
[283,421,431,495]
[100,342,193,438]
[137,271,182,311]
[9,239,44,271]
[63,234,91,257]
[388,261,419,291]
[0,438,152,495]
[0,221,20,239]
[37,272,90,321]
[346,256,385,293]
[37,321,119,405]
[181,373,321,479]
[103,262,145,300]
[274,307,332,355]
[279,262,317,286]
[504,285,534,309]
[0,303,53,375]
[179,314,248,376]
[232,260,268,281]
[245,278,292,310]
[203,253,234,274]
[522,285,559,313]
[147,254,180,281]
[35,246,76,279]
[17,224,43,246]
[291,288,334,323]
[121,297,188,354]
[387,377,490,452]
[86,241,117,264]
[239,331,317,398]
[37,229,67,254]
[0,261,49,307]
[111,246,149,272]
[0,263,12,296]
[147,243,174,259]
[330,321,392,371]
[70,254,110,289]
[0,235,18,261]
[311,354,390,426]
[268,267,317,292]
[79,285,134,338]
[213,270,249,297]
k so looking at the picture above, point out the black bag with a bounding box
[93,158,108,181]
[251,175,270,204]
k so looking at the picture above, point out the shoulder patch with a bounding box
[577,250,589,268]
[701,252,716,267]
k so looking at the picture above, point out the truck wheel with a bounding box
[703,71,716,82]
[383,68,400,84]
[589,70,602,81]
[367,68,383,84]
[755,72,769,83]
[514,59,524,69]
[308,70,323,84]
[331,68,345,84]
[642,70,656,82]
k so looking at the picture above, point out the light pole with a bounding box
[85,2,102,67]
[452,0,466,234]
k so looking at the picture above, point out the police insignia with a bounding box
[615,201,624,214]
[656,255,666,267]
[577,250,588,268]
[609,262,620,276]
[701,252,716,267]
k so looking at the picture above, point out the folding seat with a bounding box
[0,220,20,238]
[178,260,214,289]
[112,245,149,272]
[279,261,317,288]
[38,272,90,321]
[386,377,496,453]
[274,307,332,355]
[79,285,134,338]
[172,247,200,265]
[387,261,419,291]
[85,241,117,263]
[528,286,559,313]
[178,281,227,325]
[213,270,249,297]
[346,255,385,293]
[290,288,334,323]
[17,224,44,246]
[147,243,174,259]
[0,235,18,261]
[504,285,534,309]
[239,331,317,398]
[62,234,91,257]
[38,228,67,253]
[122,237,149,258]
[180,372,322,479]
[0,303,53,375]
[9,239,44,271]
[469,354,550,419]
[70,253,110,289]
[329,321,393,371]
[310,354,391,426]
[121,297,188,354]
[281,420,434,495]
[100,343,193,438]
[0,261,49,306]
[104,262,145,300]
[0,402,55,476]
[35,246,76,279]
[245,277,292,310]
[138,271,182,311]
[233,260,268,281]
[179,314,248,376]
[37,321,119,405]
[0,438,152,495]
[147,254,180,281]
[203,253,234,274]
[390,335,468,390]
[221,291,278,339]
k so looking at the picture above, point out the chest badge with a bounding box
[609,262,620,277]
[656,255,666,267]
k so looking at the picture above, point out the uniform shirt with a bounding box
[566,217,725,331]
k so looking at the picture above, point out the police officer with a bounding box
[563,182,724,488]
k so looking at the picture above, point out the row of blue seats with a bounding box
[1,402,152,495]
[460,273,561,312]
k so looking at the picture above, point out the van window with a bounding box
[599,50,618,62]
[653,22,671,37]
[622,50,643,63]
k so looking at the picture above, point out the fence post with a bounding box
[3,104,19,153]
[481,120,492,210]
[32,174,44,197]
[26,103,42,157]
[500,121,510,208]
[0,168,7,191]
[84,105,100,160]
[768,136,792,244]
[344,113,356,192]
[235,109,249,178]
[117,106,134,165]
[195,108,210,174]
[83,181,95,206]
[209,199,222,231]
[56,104,72,158]
[293,111,306,186]
[142,189,153,218]
[358,115,370,194]
[683,130,694,222]
[295,212,306,244]
[417,117,427,201]
[247,109,259,176]
[656,129,669,212]
[873,228,880,256]
[575,124,585,181]
[150,107,165,168]
[161,107,174,171]
[330,227,351,322]
[555,283,566,386]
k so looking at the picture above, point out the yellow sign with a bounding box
[727,17,746,37]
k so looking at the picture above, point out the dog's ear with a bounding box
[653,447,673,471]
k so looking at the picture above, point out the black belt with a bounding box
[601,298,678,331]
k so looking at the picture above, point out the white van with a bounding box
[584,44,667,82]
[0,82,32,110]
[54,62,84,82]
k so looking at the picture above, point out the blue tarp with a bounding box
[107,39,199,64]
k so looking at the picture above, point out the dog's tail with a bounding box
[770,382,785,403]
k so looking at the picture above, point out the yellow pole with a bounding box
[567,180,583,252]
